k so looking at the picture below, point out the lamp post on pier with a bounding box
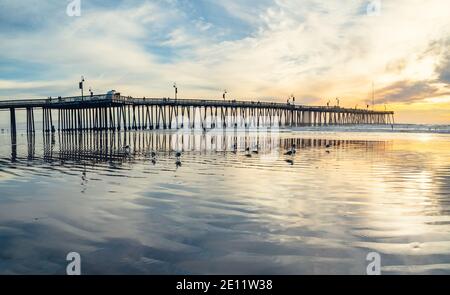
[79,76,85,101]
[173,82,178,100]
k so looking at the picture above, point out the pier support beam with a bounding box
[10,108,17,143]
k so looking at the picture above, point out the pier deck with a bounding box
[0,94,394,134]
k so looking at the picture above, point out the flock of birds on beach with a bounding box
[121,142,333,167]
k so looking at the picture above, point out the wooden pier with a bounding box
[0,93,394,135]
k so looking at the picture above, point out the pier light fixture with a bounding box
[336,97,340,107]
[79,76,85,100]
[223,90,227,100]
[173,82,178,100]
[372,81,375,110]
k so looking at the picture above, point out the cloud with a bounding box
[436,41,450,84]
[440,65,450,84]
[375,81,441,103]
[0,0,450,114]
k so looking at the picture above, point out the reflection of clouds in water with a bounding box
[0,131,449,274]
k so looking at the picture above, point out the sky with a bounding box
[0,0,449,124]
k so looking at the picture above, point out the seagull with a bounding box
[325,144,331,148]
[245,147,252,157]
[232,143,238,154]
[252,145,260,154]
[285,150,294,156]
[176,159,182,167]
[151,151,156,158]
[124,145,131,154]
[284,144,296,156]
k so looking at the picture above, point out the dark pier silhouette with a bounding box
[0,93,394,139]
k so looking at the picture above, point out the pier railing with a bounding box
[1,94,393,115]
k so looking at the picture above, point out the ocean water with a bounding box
[0,128,449,274]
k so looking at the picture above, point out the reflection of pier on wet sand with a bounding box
[3,131,390,164]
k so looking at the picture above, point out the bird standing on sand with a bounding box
[245,147,252,157]
[150,151,157,164]
[252,144,259,154]
[232,143,238,154]
[284,144,296,156]
[175,151,182,167]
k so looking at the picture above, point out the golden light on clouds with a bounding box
[0,0,449,123]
